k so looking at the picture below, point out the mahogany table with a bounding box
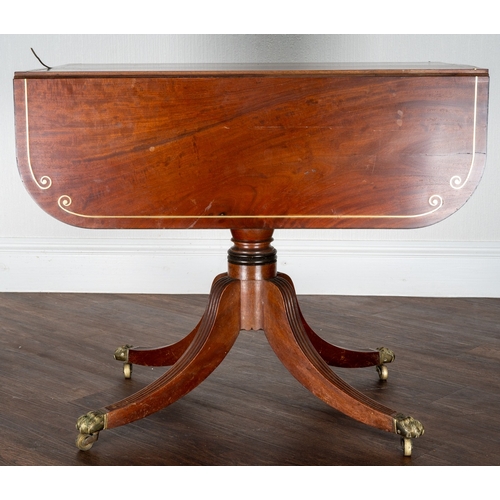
[14,63,489,456]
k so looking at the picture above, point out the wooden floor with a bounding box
[0,291,499,466]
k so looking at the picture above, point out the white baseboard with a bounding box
[1,237,499,297]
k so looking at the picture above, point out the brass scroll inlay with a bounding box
[22,77,480,221]
[57,194,444,221]
[450,76,479,190]
[24,79,52,190]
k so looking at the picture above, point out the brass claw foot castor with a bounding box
[114,344,133,379]
[376,347,395,381]
[394,413,425,457]
[75,410,107,451]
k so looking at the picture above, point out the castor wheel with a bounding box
[376,364,389,381]
[123,362,132,379]
[114,345,133,378]
[401,437,412,457]
[76,432,99,451]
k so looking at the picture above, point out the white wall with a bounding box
[1,34,500,296]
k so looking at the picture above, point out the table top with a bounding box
[15,62,488,77]
[14,63,489,230]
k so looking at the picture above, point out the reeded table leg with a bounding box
[264,276,397,432]
[76,275,241,449]
[279,273,395,378]
[115,324,199,368]
[76,229,423,456]
[113,273,230,373]
[114,321,200,379]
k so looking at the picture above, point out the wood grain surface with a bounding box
[14,64,488,229]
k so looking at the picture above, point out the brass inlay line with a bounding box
[58,194,443,220]
[450,75,478,190]
[23,76,478,221]
[24,79,52,190]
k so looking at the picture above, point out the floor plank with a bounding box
[0,292,499,465]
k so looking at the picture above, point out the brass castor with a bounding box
[401,437,412,457]
[123,362,132,379]
[114,345,133,379]
[75,410,107,451]
[376,364,389,381]
[394,413,424,457]
[376,347,395,380]
[76,432,99,451]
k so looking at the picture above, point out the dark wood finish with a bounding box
[14,64,488,229]
[12,64,489,455]
[1,292,499,465]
